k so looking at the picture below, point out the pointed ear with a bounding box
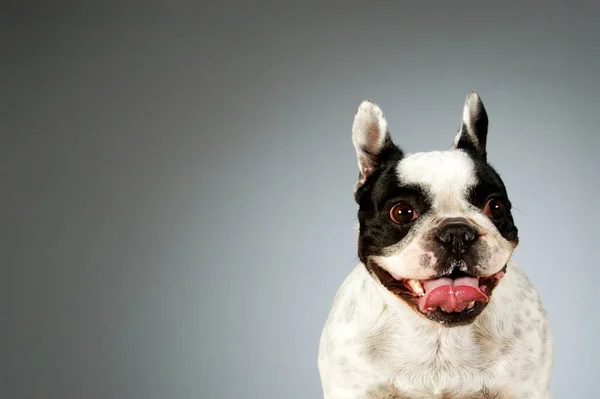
[352,100,402,191]
[452,91,489,160]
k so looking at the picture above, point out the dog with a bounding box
[317,92,553,399]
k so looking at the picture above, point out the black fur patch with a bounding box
[469,160,519,243]
[355,160,433,268]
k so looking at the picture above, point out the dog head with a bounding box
[352,92,518,326]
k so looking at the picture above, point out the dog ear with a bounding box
[352,100,402,191]
[451,91,489,160]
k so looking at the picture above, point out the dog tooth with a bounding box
[467,301,475,309]
[407,279,424,295]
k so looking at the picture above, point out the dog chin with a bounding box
[368,261,507,327]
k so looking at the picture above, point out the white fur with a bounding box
[352,101,389,184]
[461,93,481,147]
[318,260,553,398]
[397,150,476,212]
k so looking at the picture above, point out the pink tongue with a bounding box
[419,277,488,313]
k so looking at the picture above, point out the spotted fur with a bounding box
[318,93,553,398]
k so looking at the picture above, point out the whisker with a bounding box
[512,206,527,216]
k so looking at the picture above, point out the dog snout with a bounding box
[437,220,478,253]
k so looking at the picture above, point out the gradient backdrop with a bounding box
[3,1,599,398]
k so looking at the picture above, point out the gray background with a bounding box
[3,1,599,398]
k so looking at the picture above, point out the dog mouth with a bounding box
[369,263,507,323]
[404,267,506,313]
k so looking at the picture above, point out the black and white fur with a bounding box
[318,92,553,398]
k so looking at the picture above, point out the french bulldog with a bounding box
[317,92,553,399]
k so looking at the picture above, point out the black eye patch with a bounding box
[468,161,518,242]
[355,162,435,262]
[468,162,510,209]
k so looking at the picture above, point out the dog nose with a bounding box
[437,222,478,253]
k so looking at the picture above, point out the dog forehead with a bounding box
[396,150,477,197]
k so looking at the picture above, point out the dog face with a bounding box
[352,93,519,326]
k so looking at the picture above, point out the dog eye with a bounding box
[484,199,506,220]
[389,203,418,224]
